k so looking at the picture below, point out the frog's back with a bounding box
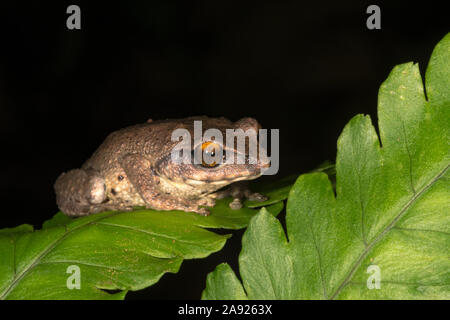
[82,116,234,173]
[82,123,151,172]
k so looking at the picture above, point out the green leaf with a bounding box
[202,33,450,300]
[202,263,248,300]
[245,164,335,208]
[0,198,284,300]
[245,174,297,208]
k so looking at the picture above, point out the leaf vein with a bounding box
[95,221,222,245]
[330,164,449,299]
[0,212,122,300]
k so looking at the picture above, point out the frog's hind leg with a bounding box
[54,169,107,217]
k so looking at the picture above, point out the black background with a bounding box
[0,1,447,299]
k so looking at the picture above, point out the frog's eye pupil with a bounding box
[200,141,221,168]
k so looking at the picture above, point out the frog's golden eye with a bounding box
[200,141,221,168]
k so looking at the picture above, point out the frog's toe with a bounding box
[198,197,216,207]
[247,192,267,202]
[194,207,210,216]
[229,198,243,210]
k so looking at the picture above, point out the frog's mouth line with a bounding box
[155,155,267,183]
[184,174,261,186]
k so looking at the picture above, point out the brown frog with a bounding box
[55,116,268,216]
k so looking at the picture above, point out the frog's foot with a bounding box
[229,198,243,210]
[211,182,268,210]
[246,192,267,202]
[182,199,212,216]
[178,204,211,216]
[228,192,268,210]
[55,169,107,217]
[144,198,211,216]
[191,207,210,216]
[197,196,216,208]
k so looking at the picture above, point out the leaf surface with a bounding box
[0,199,284,300]
[202,33,450,300]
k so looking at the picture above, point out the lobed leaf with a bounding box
[0,198,284,300]
[202,33,450,300]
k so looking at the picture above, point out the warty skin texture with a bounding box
[55,116,268,216]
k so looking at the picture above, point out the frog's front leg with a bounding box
[119,154,211,216]
[211,182,267,210]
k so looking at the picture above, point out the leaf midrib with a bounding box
[330,164,449,299]
[96,221,225,245]
[0,212,121,300]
